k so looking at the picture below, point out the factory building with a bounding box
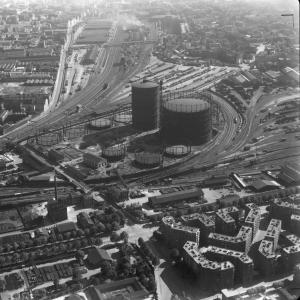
[278,162,300,186]
[161,97,211,145]
[181,213,215,245]
[205,245,254,285]
[161,216,200,249]
[131,80,160,131]
[148,186,203,208]
[244,204,261,240]
[47,198,68,222]
[215,207,239,236]
[107,185,129,202]
[83,152,107,170]
[183,241,235,290]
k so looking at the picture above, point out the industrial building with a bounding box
[83,152,107,170]
[278,162,300,186]
[148,186,203,207]
[131,80,160,131]
[161,216,200,248]
[47,197,68,223]
[134,152,162,168]
[161,96,212,145]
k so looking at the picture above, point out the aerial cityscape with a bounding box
[0,0,299,299]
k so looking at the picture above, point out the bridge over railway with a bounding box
[103,40,156,48]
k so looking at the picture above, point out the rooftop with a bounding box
[181,212,215,227]
[258,240,276,259]
[162,216,200,234]
[183,241,234,270]
[265,219,281,240]
[245,207,261,224]
[207,245,253,264]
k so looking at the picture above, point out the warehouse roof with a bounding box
[149,187,202,206]
[249,179,281,192]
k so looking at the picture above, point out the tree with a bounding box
[120,231,129,243]
[111,221,120,231]
[72,267,83,282]
[12,252,20,262]
[95,237,103,246]
[148,275,156,290]
[152,256,160,266]
[74,239,82,249]
[81,239,88,247]
[0,256,5,266]
[20,252,29,262]
[59,243,67,253]
[57,234,63,241]
[48,235,56,243]
[105,224,112,233]
[97,223,105,233]
[64,232,71,240]
[6,244,13,252]
[75,250,85,261]
[71,230,78,238]
[53,278,60,289]
[110,232,120,243]
[77,229,84,237]
[0,278,6,292]
[138,238,144,247]
[19,241,26,249]
[84,228,90,236]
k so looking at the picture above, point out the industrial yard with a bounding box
[0,0,299,300]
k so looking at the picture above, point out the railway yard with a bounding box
[0,1,299,300]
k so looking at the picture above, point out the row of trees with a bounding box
[0,236,103,267]
[138,238,160,266]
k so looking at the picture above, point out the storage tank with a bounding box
[165,145,190,157]
[89,118,111,130]
[135,152,162,168]
[161,98,211,145]
[102,144,126,162]
[114,113,132,124]
[131,80,160,131]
